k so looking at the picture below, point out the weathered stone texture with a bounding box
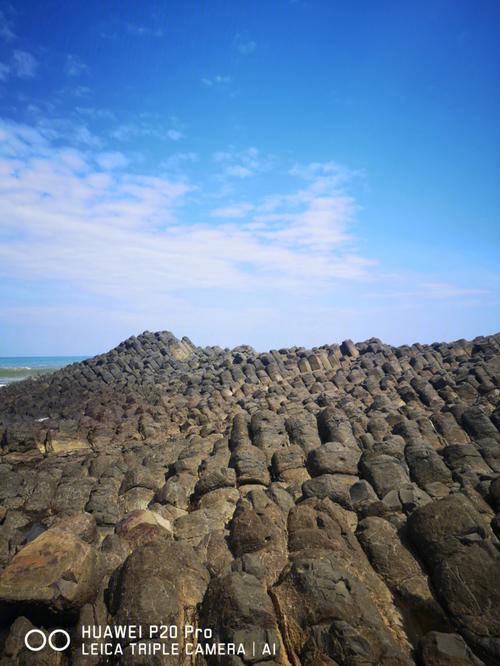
[0,329,499,664]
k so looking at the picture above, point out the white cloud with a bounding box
[361,279,494,305]
[0,9,16,42]
[167,129,184,141]
[11,50,37,78]
[234,33,256,55]
[213,147,272,180]
[126,23,164,37]
[75,107,116,120]
[225,165,253,178]
[211,203,254,218]
[1,117,492,351]
[59,150,88,171]
[72,85,92,97]
[0,50,38,81]
[65,54,88,77]
[112,121,185,142]
[160,152,198,172]
[72,124,102,147]
[111,124,137,141]
[202,75,231,87]
[0,118,376,314]
[289,160,353,182]
[30,116,102,148]
[421,282,490,299]
[96,151,129,170]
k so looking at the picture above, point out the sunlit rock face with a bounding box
[0,330,499,664]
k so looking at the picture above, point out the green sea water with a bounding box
[0,356,88,386]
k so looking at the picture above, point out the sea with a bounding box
[0,356,88,388]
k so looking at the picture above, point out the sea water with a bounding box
[0,356,88,387]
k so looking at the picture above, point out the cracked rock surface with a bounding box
[0,329,499,664]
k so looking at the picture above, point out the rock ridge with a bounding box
[0,330,499,664]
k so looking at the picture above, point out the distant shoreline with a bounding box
[0,356,88,385]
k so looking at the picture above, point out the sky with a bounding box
[0,0,499,355]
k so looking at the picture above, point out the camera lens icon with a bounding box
[24,628,71,652]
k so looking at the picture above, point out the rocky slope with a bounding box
[0,330,499,665]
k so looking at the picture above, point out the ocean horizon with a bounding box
[0,356,88,386]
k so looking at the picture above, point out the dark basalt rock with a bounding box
[0,527,101,624]
[0,329,499,664]
[201,571,284,664]
[408,494,500,663]
[272,554,412,664]
[108,539,209,632]
[419,630,486,665]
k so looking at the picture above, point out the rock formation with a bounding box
[0,329,499,664]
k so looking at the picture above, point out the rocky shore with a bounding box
[0,330,499,665]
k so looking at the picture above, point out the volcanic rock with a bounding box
[0,329,498,664]
[0,527,100,623]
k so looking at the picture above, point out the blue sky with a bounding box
[0,0,499,355]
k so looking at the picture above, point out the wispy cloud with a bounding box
[126,23,164,37]
[361,281,494,308]
[289,160,356,184]
[0,49,38,81]
[422,282,490,299]
[112,119,184,142]
[71,85,91,98]
[0,116,494,351]
[234,33,256,55]
[11,50,38,78]
[0,9,16,42]
[65,54,88,77]
[213,147,272,180]
[0,118,376,312]
[27,115,102,148]
[96,151,129,170]
[75,107,116,121]
[202,75,231,87]
[167,129,184,141]
[211,203,254,218]
[160,152,198,172]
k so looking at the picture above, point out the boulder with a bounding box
[356,517,449,639]
[404,441,452,487]
[285,414,322,453]
[340,339,359,357]
[272,554,411,665]
[307,440,361,476]
[462,407,499,441]
[115,510,172,549]
[174,507,229,546]
[317,407,358,447]
[51,512,98,544]
[271,445,307,482]
[230,445,271,486]
[109,540,209,632]
[408,495,500,662]
[119,467,164,494]
[194,465,236,497]
[229,502,287,585]
[155,473,196,510]
[302,473,359,509]
[201,572,284,664]
[0,528,100,622]
[419,631,485,665]
[360,454,410,498]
